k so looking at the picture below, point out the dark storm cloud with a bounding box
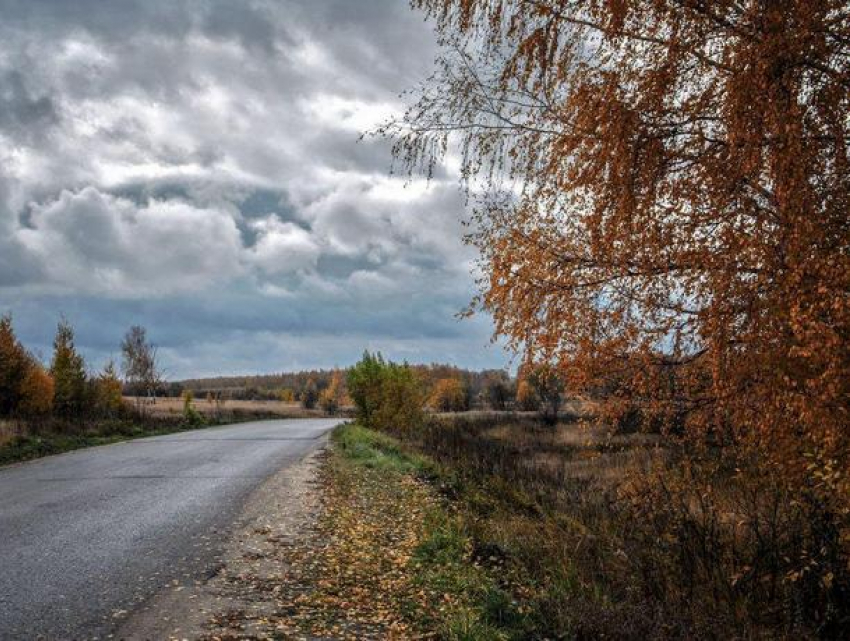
[0,0,505,377]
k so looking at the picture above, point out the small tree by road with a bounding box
[121,326,162,408]
[51,318,87,419]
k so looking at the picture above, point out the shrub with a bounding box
[373,362,424,432]
[525,363,564,425]
[93,361,124,418]
[483,372,513,411]
[348,351,424,431]
[181,389,204,426]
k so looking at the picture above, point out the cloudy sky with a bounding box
[0,0,508,378]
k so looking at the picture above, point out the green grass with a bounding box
[331,422,431,474]
[332,423,529,640]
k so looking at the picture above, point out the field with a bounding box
[123,396,352,420]
[377,412,843,639]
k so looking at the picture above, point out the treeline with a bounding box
[176,360,565,419]
[0,315,159,423]
[345,351,567,429]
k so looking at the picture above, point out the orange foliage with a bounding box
[18,365,54,418]
[0,315,55,418]
[319,371,344,415]
[390,0,849,487]
[429,377,468,412]
[514,378,538,412]
[388,4,849,621]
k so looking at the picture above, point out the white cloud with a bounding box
[0,0,508,375]
[18,187,245,296]
[248,215,320,275]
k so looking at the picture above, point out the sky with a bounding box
[0,0,510,379]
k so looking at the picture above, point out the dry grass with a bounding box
[123,396,352,419]
[0,419,26,448]
[386,413,846,639]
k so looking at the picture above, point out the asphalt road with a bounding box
[0,418,342,640]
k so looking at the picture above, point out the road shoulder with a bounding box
[117,444,326,640]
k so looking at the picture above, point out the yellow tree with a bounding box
[386,2,849,627]
[319,371,344,415]
[515,378,538,412]
[95,360,124,417]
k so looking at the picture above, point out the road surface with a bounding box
[0,418,342,640]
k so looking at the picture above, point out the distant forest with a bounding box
[171,364,514,409]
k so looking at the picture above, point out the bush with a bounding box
[348,351,424,431]
[515,379,538,412]
[483,372,513,411]
[525,363,564,425]
[93,361,124,418]
[182,390,204,426]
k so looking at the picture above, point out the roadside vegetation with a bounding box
[0,316,284,466]
[330,350,849,639]
[236,421,517,639]
[371,1,848,638]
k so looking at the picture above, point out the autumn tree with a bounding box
[372,362,425,432]
[387,1,849,628]
[50,318,87,418]
[0,315,30,417]
[525,363,564,425]
[94,360,123,417]
[319,371,344,415]
[301,378,319,410]
[348,352,424,431]
[18,364,54,418]
[515,378,539,412]
[429,377,469,412]
[121,325,162,402]
[389,0,849,485]
[482,369,513,410]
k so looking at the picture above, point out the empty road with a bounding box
[0,418,342,640]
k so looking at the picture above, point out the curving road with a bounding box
[0,418,341,640]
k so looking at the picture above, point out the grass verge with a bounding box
[321,423,528,640]
[0,410,280,467]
